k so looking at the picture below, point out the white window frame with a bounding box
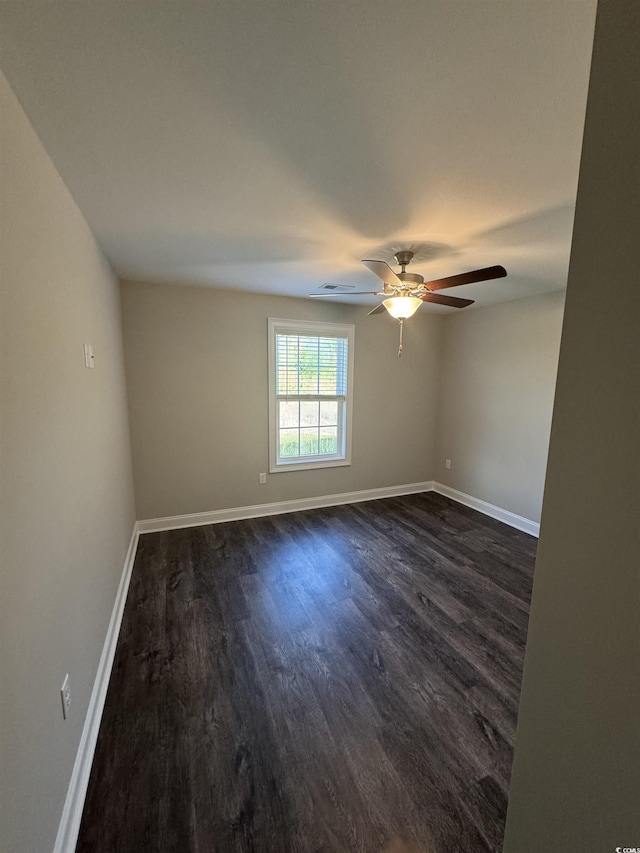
[268,318,355,473]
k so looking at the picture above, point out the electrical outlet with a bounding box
[259,473,266,484]
[445,458,451,470]
[60,673,71,720]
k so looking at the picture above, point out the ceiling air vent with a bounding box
[318,283,355,292]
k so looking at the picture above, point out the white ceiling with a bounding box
[0,1,596,310]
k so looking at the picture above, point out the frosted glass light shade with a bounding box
[383,296,422,319]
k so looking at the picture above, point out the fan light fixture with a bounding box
[382,296,422,319]
[309,249,507,357]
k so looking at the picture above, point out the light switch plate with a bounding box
[84,344,94,368]
[60,673,71,719]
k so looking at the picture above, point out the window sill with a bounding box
[269,458,351,474]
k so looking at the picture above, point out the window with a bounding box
[268,318,354,472]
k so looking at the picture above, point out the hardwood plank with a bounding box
[76,494,535,853]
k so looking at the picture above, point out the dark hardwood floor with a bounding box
[76,492,536,853]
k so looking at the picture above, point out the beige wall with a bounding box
[504,1,640,850]
[435,291,565,523]
[121,280,442,520]
[0,73,136,853]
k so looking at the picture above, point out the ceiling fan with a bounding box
[309,251,507,356]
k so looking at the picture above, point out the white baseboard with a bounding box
[432,482,540,537]
[138,481,539,537]
[53,522,140,853]
[137,481,436,533]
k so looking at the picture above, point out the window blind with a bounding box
[275,333,348,398]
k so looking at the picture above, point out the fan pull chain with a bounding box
[398,318,404,358]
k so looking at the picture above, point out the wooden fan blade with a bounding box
[421,293,475,308]
[362,259,403,287]
[368,303,386,315]
[424,265,507,291]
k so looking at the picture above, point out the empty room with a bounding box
[1,2,638,853]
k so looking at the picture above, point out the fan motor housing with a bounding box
[397,272,424,286]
